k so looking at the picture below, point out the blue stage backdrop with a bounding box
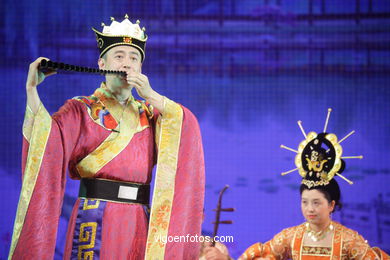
[0,0,389,258]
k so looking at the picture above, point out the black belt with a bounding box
[79,178,150,205]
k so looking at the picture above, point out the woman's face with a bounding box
[301,189,335,226]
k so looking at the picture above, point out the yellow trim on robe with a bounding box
[22,105,35,142]
[76,98,148,178]
[9,103,52,259]
[145,97,183,260]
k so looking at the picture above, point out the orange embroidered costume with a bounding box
[240,221,388,259]
[240,109,389,260]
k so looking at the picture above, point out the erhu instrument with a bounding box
[38,59,127,76]
[211,185,235,247]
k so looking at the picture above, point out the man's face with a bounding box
[98,45,142,87]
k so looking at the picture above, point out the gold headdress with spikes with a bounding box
[280,108,362,188]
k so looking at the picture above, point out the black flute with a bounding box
[39,59,127,76]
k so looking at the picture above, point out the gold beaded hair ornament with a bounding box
[280,108,363,188]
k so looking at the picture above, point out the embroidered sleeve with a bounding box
[239,227,295,260]
[343,228,384,260]
[372,247,390,260]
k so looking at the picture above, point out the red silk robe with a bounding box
[10,83,205,259]
[239,221,389,260]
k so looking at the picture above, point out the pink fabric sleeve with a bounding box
[12,100,83,259]
[164,106,205,259]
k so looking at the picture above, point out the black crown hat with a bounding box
[92,14,147,62]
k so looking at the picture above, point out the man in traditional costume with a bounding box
[240,110,389,260]
[9,15,205,259]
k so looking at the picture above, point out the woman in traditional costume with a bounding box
[240,110,389,260]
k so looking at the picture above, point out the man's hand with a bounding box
[126,71,165,113]
[26,57,56,90]
[126,71,154,100]
[26,57,56,114]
